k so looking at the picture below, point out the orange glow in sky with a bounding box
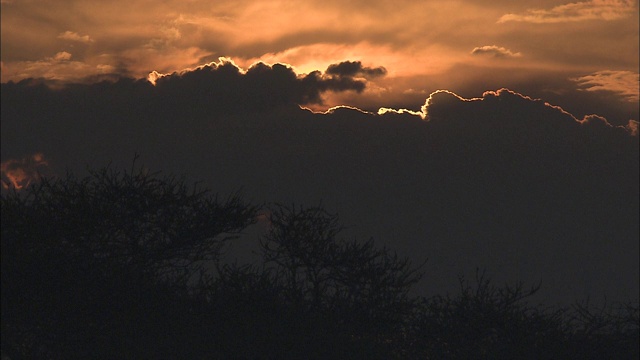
[1,153,49,190]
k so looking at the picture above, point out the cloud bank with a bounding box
[498,0,637,23]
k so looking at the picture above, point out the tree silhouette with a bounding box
[1,160,257,358]
[404,270,639,359]
[256,204,423,356]
[1,162,637,359]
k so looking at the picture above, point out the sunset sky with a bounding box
[2,0,639,118]
[1,0,638,305]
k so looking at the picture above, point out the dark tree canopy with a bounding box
[1,162,258,358]
[1,161,257,275]
[260,205,422,328]
[1,162,637,359]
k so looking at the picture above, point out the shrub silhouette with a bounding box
[405,270,639,359]
[1,162,638,359]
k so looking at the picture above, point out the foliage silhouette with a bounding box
[260,204,422,317]
[404,270,639,359]
[1,161,258,358]
[1,162,638,359]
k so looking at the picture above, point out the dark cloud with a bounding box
[325,60,387,78]
[150,59,368,109]
[1,66,637,305]
[397,64,639,127]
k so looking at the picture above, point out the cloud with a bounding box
[148,58,371,107]
[471,45,522,58]
[121,45,215,79]
[325,60,387,78]
[0,0,541,84]
[1,153,50,190]
[498,0,637,23]
[0,51,118,83]
[53,51,72,61]
[1,0,636,125]
[417,88,640,146]
[57,31,94,43]
[379,87,638,137]
[572,70,640,102]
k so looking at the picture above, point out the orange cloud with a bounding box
[57,31,94,43]
[121,45,213,78]
[471,45,522,58]
[53,51,72,61]
[1,153,50,190]
[239,42,461,79]
[498,0,636,23]
[572,70,640,102]
[626,120,639,136]
[0,51,115,83]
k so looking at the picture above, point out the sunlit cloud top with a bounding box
[471,45,522,58]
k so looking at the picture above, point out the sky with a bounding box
[2,0,639,119]
[1,0,639,305]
